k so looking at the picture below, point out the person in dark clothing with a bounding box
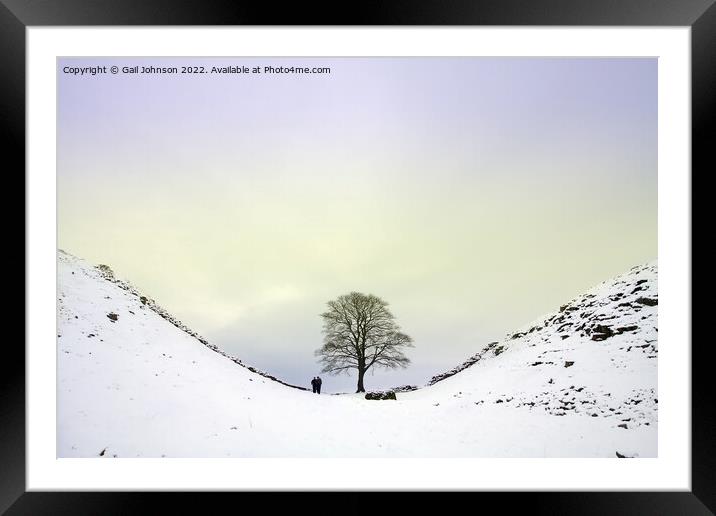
[316,376,322,394]
[311,377,317,393]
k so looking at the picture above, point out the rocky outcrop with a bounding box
[365,391,397,400]
[391,385,418,392]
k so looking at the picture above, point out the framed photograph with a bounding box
[9,0,711,512]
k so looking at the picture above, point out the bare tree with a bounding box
[315,292,413,393]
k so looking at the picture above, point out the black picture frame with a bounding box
[5,0,711,513]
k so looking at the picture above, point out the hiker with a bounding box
[316,376,322,394]
[311,377,318,393]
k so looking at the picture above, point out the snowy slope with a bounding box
[405,263,658,435]
[57,251,657,458]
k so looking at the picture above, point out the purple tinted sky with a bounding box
[58,57,655,180]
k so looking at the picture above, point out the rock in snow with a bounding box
[57,250,657,458]
[365,391,398,400]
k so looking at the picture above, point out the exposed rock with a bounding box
[96,264,114,279]
[636,297,658,306]
[365,391,397,400]
[391,385,418,393]
[591,324,614,341]
[107,313,119,322]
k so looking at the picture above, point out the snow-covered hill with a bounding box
[417,262,657,429]
[57,251,657,457]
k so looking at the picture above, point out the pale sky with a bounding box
[58,57,657,392]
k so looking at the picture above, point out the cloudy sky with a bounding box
[58,57,657,392]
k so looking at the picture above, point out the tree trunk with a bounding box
[356,367,366,393]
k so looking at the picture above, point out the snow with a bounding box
[57,250,657,458]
